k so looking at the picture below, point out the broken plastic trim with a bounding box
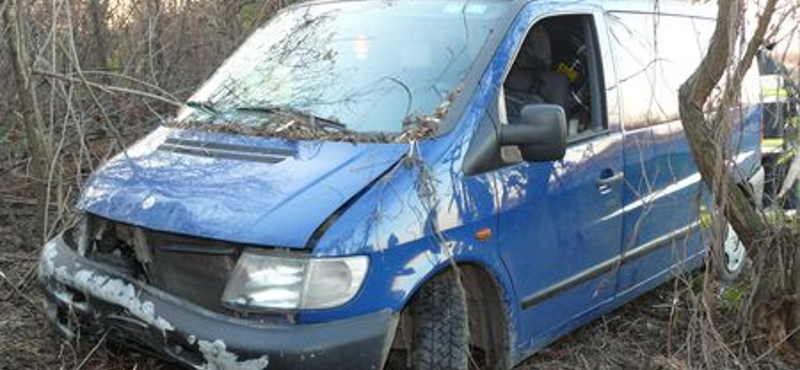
[40,240,175,332]
[39,236,274,370]
[196,339,270,370]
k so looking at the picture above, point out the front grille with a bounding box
[85,216,241,314]
[148,232,240,312]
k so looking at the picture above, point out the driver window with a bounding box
[502,15,605,138]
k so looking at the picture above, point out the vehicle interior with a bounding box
[503,15,604,138]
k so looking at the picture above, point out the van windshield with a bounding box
[179,0,507,134]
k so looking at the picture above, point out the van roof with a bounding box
[295,0,717,20]
[595,0,716,19]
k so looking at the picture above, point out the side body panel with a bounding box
[608,11,762,297]
[497,133,624,350]
[608,12,709,293]
[491,3,627,356]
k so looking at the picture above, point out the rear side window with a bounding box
[607,12,713,129]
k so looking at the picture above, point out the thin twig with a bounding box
[79,70,181,102]
[73,330,110,370]
[746,325,800,366]
[2,261,37,300]
[32,69,182,106]
[0,268,38,309]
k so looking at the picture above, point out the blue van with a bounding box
[38,0,764,369]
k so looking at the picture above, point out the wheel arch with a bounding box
[391,261,514,370]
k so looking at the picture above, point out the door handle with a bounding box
[596,170,624,194]
[597,171,625,186]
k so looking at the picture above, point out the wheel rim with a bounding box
[724,223,745,273]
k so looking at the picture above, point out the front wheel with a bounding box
[409,272,470,370]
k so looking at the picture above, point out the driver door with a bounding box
[494,11,625,347]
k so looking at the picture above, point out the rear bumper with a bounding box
[38,234,398,370]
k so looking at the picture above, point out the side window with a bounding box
[608,12,712,129]
[502,14,606,138]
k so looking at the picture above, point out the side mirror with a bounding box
[500,104,567,162]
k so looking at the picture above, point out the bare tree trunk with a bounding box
[87,0,109,73]
[680,0,774,247]
[146,0,165,84]
[679,0,799,352]
[4,0,53,244]
[793,244,800,350]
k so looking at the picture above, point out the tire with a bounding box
[717,222,748,283]
[410,272,470,370]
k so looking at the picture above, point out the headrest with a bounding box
[523,25,552,68]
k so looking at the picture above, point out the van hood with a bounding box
[78,127,407,249]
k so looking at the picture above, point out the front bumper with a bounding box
[38,234,398,370]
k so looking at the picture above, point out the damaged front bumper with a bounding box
[38,233,398,370]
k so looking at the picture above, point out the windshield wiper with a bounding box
[186,100,220,115]
[236,106,348,131]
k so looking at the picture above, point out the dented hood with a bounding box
[78,127,406,249]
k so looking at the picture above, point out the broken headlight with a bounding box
[62,215,90,254]
[221,250,368,311]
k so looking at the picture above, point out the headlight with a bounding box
[221,251,369,311]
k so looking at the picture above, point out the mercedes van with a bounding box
[39,0,763,369]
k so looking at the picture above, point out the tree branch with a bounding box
[4,0,52,243]
[32,69,182,106]
[679,0,778,248]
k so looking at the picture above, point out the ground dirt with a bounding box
[0,202,797,370]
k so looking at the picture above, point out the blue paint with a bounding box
[73,0,763,366]
[79,127,408,248]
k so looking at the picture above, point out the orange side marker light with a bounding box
[475,228,492,241]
